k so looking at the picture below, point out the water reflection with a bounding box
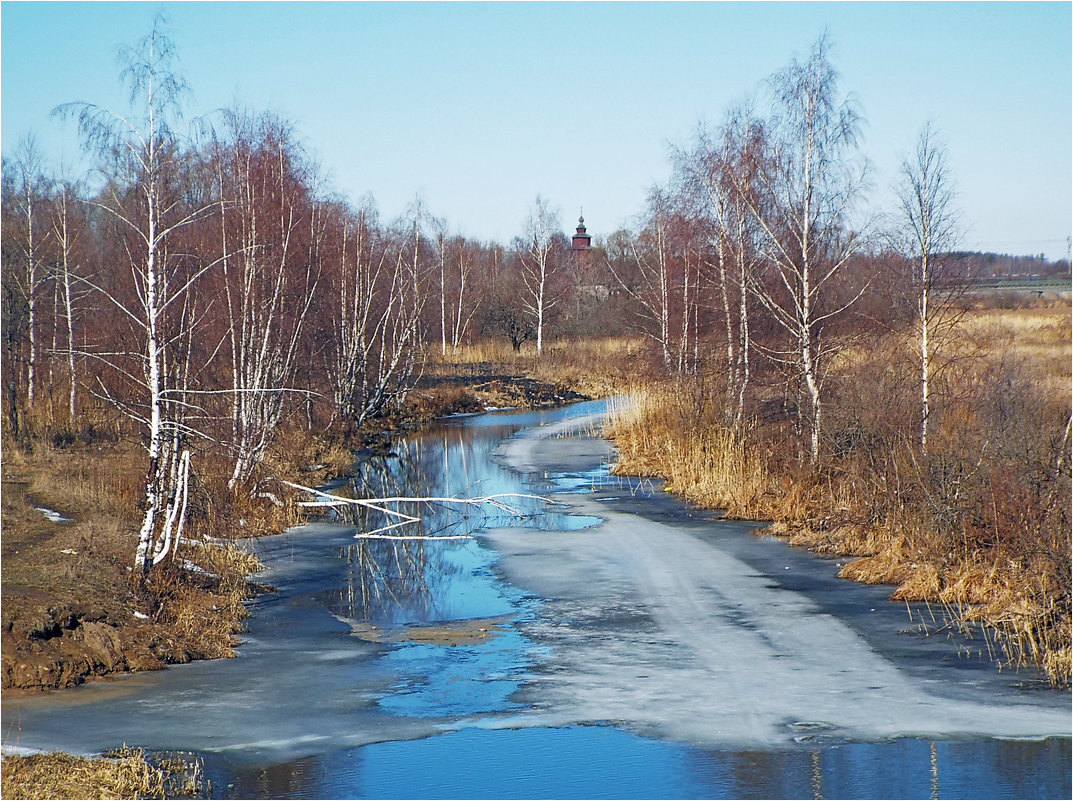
[215,729,1072,800]
[9,400,1069,800]
[318,421,601,628]
[325,539,435,625]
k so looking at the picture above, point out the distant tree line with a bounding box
[945,251,1070,279]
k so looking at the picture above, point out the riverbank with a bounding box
[1,344,631,696]
[4,399,1069,800]
[0,363,605,797]
[607,303,1072,686]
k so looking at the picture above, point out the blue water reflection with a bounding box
[218,728,1072,800]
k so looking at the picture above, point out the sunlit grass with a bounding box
[604,303,1072,686]
[0,748,206,800]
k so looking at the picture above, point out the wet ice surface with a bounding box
[3,400,1070,798]
[1,405,606,765]
[487,507,1070,746]
[486,405,1070,748]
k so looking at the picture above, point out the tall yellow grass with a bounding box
[604,303,1072,686]
[608,387,774,520]
[1,748,206,799]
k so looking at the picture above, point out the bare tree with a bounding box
[679,108,765,420]
[435,219,450,357]
[895,122,961,454]
[448,236,482,351]
[604,187,679,370]
[8,136,53,409]
[55,19,219,573]
[213,110,322,487]
[48,178,90,425]
[737,36,869,461]
[518,197,562,355]
[331,202,425,427]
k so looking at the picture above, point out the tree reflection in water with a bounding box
[319,425,577,626]
[219,730,1073,800]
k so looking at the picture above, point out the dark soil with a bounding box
[1,444,244,693]
[410,366,588,414]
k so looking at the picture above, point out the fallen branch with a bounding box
[270,478,552,539]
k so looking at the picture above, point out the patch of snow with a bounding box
[178,558,216,577]
[35,506,72,523]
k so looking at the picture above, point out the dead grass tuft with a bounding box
[608,387,776,519]
[0,747,207,799]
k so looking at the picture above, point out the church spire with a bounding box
[572,210,591,251]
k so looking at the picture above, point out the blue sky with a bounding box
[2,1,1071,257]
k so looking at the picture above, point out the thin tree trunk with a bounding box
[920,253,930,453]
[136,205,163,574]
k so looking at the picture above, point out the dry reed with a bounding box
[0,748,206,799]
[604,304,1071,686]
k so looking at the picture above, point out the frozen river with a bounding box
[3,400,1070,798]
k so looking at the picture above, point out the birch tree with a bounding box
[55,20,218,573]
[1,166,27,440]
[518,197,562,355]
[448,237,482,350]
[436,221,449,357]
[895,122,961,454]
[739,36,869,462]
[331,203,425,427]
[48,178,90,425]
[8,136,52,409]
[213,111,321,486]
[680,109,765,422]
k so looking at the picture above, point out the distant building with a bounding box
[571,213,592,251]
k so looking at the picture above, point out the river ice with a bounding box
[487,408,1072,748]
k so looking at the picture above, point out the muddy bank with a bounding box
[0,464,211,692]
[0,371,593,694]
[1,602,200,693]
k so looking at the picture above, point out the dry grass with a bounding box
[0,748,206,799]
[606,303,1072,686]
[608,388,776,519]
[425,336,644,400]
[960,303,1072,399]
[1,425,273,689]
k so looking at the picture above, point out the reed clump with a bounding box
[0,748,207,800]
[608,387,776,520]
